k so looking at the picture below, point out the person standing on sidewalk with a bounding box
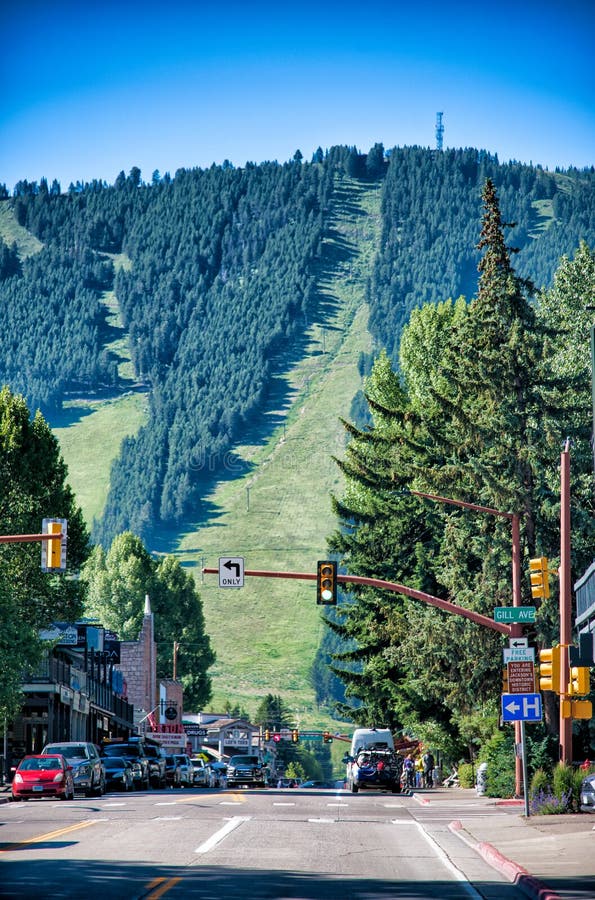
[423,750,435,788]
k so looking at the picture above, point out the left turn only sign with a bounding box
[218,557,245,588]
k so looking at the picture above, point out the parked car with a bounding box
[164,755,182,787]
[144,743,167,788]
[580,772,595,812]
[103,757,135,792]
[205,761,227,788]
[226,754,267,788]
[190,757,208,786]
[42,741,105,797]
[101,742,150,790]
[12,754,75,802]
[173,753,193,787]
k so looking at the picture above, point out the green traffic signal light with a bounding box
[317,560,337,605]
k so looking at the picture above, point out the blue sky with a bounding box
[1,0,593,191]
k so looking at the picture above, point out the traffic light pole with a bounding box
[203,566,513,634]
[559,440,572,765]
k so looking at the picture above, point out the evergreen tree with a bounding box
[326,181,595,742]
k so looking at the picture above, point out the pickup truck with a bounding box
[226,754,267,788]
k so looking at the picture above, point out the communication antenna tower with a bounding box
[435,112,444,151]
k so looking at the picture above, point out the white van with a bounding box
[350,728,394,758]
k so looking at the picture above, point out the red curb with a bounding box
[449,821,562,900]
[476,841,562,900]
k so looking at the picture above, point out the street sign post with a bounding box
[501,693,543,722]
[218,557,245,588]
[494,607,536,623]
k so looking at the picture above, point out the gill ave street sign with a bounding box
[494,606,536,623]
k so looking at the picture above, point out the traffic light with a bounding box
[538,646,561,692]
[529,557,550,599]
[569,666,590,696]
[317,560,337,605]
[291,729,299,743]
[323,731,333,743]
[264,729,271,742]
[502,666,509,693]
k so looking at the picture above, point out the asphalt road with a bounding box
[0,785,531,899]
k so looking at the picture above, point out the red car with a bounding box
[11,754,75,801]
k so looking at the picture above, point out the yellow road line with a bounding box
[145,876,181,898]
[0,819,97,852]
[172,791,246,803]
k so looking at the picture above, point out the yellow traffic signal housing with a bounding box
[291,729,299,743]
[316,560,337,605]
[569,666,591,696]
[572,700,593,720]
[502,666,509,692]
[538,646,561,692]
[45,520,63,570]
[264,729,271,742]
[529,557,550,599]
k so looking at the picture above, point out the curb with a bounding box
[449,820,561,900]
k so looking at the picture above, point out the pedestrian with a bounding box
[415,755,424,788]
[403,754,415,789]
[422,750,435,788]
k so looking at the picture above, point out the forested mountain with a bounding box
[1,147,593,546]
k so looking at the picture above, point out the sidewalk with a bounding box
[421,787,595,900]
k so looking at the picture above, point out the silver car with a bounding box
[173,753,193,787]
[580,773,595,812]
[42,741,105,797]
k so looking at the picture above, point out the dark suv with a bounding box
[101,742,150,790]
[144,743,167,788]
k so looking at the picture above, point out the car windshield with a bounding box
[103,745,139,758]
[21,757,62,771]
[46,745,87,759]
[105,758,128,768]
[231,756,259,765]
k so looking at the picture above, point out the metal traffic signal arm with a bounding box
[201,566,514,636]
[0,520,67,572]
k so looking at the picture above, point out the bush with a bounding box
[481,730,516,799]
[529,762,584,815]
[529,767,549,800]
[457,762,475,788]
